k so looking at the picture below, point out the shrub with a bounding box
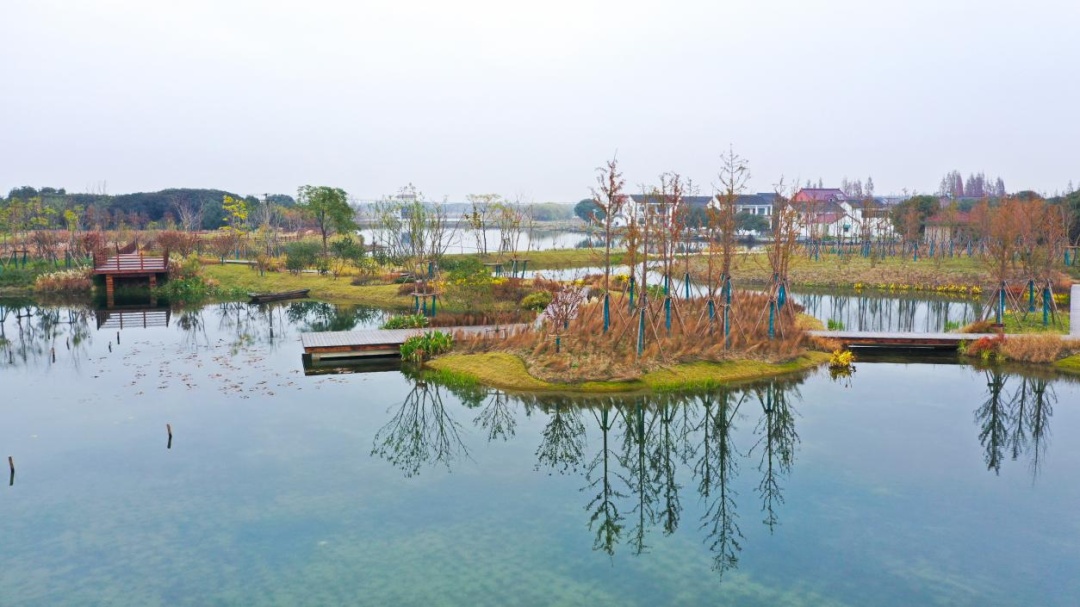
[169,254,203,280]
[400,331,453,363]
[156,230,200,257]
[964,335,1005,362]
[33,269,93,293]
[828,349,855,369]
[520,290,553,312]
[284,241,321,274]
[382,314,429,330]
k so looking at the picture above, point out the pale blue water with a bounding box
[1,300,1078,606]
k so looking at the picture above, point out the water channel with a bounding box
[1,297,1077,605]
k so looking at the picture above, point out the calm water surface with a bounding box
[1,300,1077,606]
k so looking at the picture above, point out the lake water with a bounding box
[359,228,594,256]
[1,299,1078,606]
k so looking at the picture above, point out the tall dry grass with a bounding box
[454,290,806,383]
[1000,334,1067,363]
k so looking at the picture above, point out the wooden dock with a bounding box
[93,252,170,303]
[301,325,524,361]
[808,330,1002,349]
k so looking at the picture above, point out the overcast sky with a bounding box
[3,1,1078,201]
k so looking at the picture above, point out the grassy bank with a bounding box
[1055,354,1080,375]
[426,351,830,394]
[469,248,624,271]
[202,264,413,307]
[718,252,992,290]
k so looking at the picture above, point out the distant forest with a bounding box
[0,186,578,232]
[2,186,299,231]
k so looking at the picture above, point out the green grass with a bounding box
[1001,310,1071,335]
[426,351,830,394]
[465,248,625,271]
[734,251,989,287]
[1055,353,1080,375]
[202,264,414,307]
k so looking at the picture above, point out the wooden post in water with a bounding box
[166,423,173,449]
[8,456,13,486]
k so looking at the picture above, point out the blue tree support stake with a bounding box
[637,308,646,356]
[1043,285,1051,326]
[602,293,610,333]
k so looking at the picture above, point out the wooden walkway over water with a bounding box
[93,252,170,303]
[301,325,525,361]
[808,330,1003,349]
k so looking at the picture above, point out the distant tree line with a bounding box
[1,186,299,231]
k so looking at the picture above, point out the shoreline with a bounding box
[425,351,832,395]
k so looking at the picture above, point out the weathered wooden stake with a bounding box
[51,347,56,363]
[167,423,173,449]
[117,331,120,345]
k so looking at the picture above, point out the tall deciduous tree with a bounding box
[591,158,627,293]
[297,185,357,253]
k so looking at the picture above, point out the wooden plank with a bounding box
[301,324,526,355]
[808,330,1002,349]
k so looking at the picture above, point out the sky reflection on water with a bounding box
[1,299,1078,606]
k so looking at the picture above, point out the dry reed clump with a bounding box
[959,319,997,334]
[809,336,843,352]
[33,269,93,293]
[1000,334,1066,363]
[453,289,806,384]
[431,310,532,327]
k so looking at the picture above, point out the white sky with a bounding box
[2,0,1078,201]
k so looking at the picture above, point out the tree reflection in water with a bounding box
[208,323,1060,581]
[751,380,800,532]
[284,300,382,333]
[371,373,470,478]
[585,399,626,556]
[0,301,93,369]
[976,367,1056,478]
[695,388,745,577]
[534,400,586,475]
[474,392,517,442]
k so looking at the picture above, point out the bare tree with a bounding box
[173,195,203,232]
[591,157,629,331]
[466,193,500,256]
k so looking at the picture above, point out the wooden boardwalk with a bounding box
[93,252,170,303]
[301,324,525,361]
[92,253,169,275]
[808,330,1002,349]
